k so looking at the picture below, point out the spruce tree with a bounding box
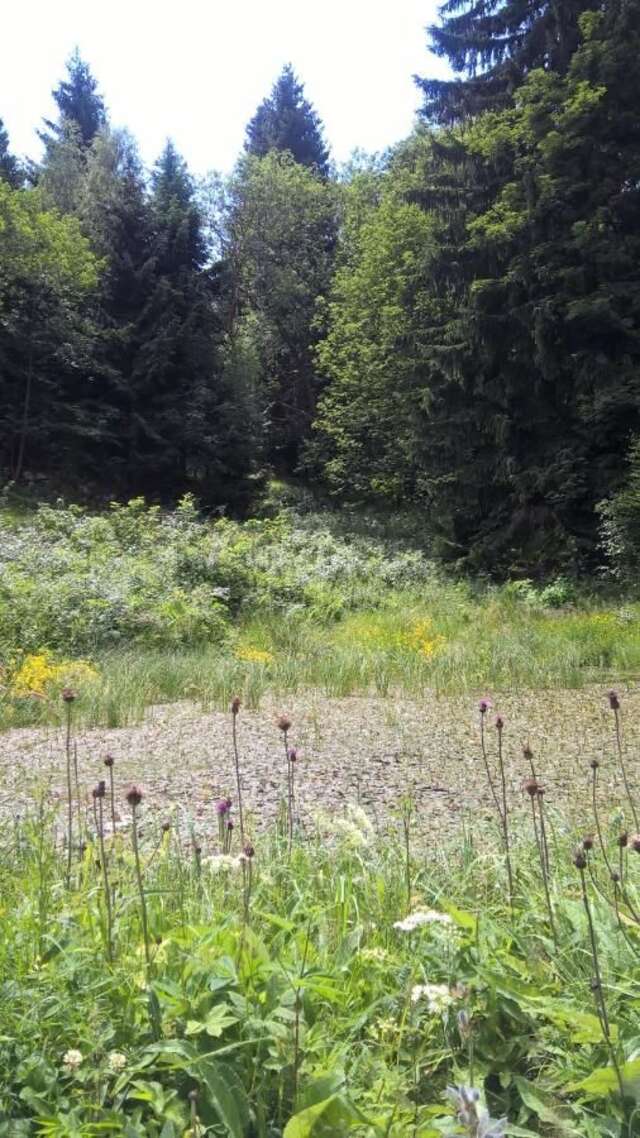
[40,48,107,151]
[245,64,330,176]
[0,118,21,187]
[417,1,590,123]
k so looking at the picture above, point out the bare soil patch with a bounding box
[1,686,638,841]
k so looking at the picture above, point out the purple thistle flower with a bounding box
[215,798,232,816]
[478,697,492,715]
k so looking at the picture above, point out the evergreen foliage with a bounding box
[245,64,330,176]
[0,118,21,187]
[40,47,107,151]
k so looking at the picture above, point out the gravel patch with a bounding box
[1,686,638,843]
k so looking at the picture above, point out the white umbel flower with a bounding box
[393,909,453,932]
[410,983,453,1013]
[107,1051,127,1073]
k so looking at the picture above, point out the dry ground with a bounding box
[2,685,640,847]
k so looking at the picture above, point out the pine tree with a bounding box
[245,64,330,176]
[417,1,590,123]
[40,48,107,151]
[0,118,21,187]
[131,141,254,499]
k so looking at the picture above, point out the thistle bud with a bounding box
[288,747,298,763]
[608,690,620,711]
[523,777,539,798]
[231,696,241,716]
[590,758,600,771]
[278,715,291,733]
[495,715,504,730]
[243,842,255,858]
[126,785,143,808]
[582,834,594,851]
[619,831,628,848]
[573,848,587,870]
[478,698,491,715]
[61,688,77,703]
[104,754,114,768]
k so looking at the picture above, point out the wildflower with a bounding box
[394,909,453,932]
[360,947,389,964]
[104,754,114,768]
[446,1086,507,1138]
[288,747,298,763]
[162,821,171,833]
[609,690,620,711]
[62,1048,83,1072]
[126,785,143,808]
[215,798,231,816]
[333,804,375,848]
[61,688,77,703]
[242,841,255,858]
[236,646,274,665]
[278,715,291,733]
[573,847,587,870]
[95,780,106,799]
[582,835,595,851]
[201,854,242,873]
[619,832,629,848]
[522,743,534,762]
[411,983,454,1013]
[107,1051,127,1073]
[231,696,241,715]
[478,697,492,715]
[590,758,600,770]
[495,715,504,730]
[523,777,539,797]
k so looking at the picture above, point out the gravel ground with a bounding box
[1,686,639,843]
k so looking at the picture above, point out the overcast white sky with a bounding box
[2,0,446,175]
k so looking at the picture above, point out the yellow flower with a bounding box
[235,646,274,666]
[11,651,99,697]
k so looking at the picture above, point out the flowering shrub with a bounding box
[9,651,98,698]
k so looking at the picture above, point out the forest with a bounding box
[1,0,639,577]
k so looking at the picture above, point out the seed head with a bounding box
[126,785,143,808]
[278,715,291,733]
[61,688,77,703]
[619,831,628,848]
[104,754,114,768]
[162,821,171,833]
[608,690,620,711]
[227,819,234,831]
[590,758,600,771]
[523,777,539,798]
[582,834,594,851]
[573,848,587,870]
[288,747,298,763]
[93,779,106,799]
[611,871,621,883]
[495,715,504,731]
[231,696,241,716]
[243,842,255,858]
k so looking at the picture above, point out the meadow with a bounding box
[2,495,640,1136]
[1,493,639,732]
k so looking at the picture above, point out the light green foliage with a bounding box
[0,182,99,294]
[313,153,435,499]
[2,498,640,730]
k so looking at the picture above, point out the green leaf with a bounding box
[513,1076,576,1131]
[569,1057,640,1098]
[283,1093,361,1137]
[198,1060,250,1138]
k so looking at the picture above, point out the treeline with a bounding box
[1,2,640,573]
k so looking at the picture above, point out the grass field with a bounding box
[1,495,640,732]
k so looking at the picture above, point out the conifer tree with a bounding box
[40,48,107,152]
[245,64,330,176]
[417,1,590,123]
[0,118,21,187]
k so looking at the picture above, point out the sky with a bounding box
[1,0,446,176]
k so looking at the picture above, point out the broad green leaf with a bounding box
[283,1093,360,1138]
[198,1060,250,1138]
[513,1076,576,1132]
